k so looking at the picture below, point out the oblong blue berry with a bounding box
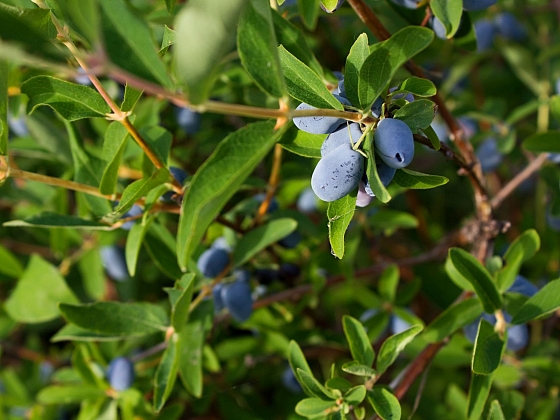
[100,246,129,281]
[474,20,496,52]
[293,95,351,134]
[311,143,364,202]
[476,138,502,173]
[279,231,301,249]
[494,12,526,41]
[197,247,229,278]
[297,187,318,214]
[373,118,415,169]
[221,279,253,323]
[356,181,374,207]
[321,123,362,157]
[107,357,134,391]
[463,0,496,11]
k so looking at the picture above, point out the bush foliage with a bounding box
[0,0,560,419]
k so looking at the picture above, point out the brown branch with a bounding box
[254,144,284,225]
[490,153,549,209]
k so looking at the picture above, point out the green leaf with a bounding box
[0,4,61,61]
[3,212,111,230]
[100,121,130,195]
[114,168,170,215]
[21,76,110,121]
[393,99,437,133]
[472,319,504,375]
[501,45,540,96]
[37,385,105,404]
[72,345,105,387]
[325,377,352,393]
[296,0,320,30]
[344,33,370,108]
[51,324,124,342]
[174,0,248,104]
[279,125,325,158]
[511,278,560,324]
[125,217,153,277]
[295,398,337,418]
[342,315,374,367]
[0,60,7,155]
[358,26,434,110]
[59,301,168,337]
[153,334,180,412]
[369,209,418,233]
[165,0,177,13]
[320,0,337,11]
[177,121,283,270]
[278,45,344,110]
[288,340,313,378]
[430,0,463,39]
[271,9,323,77]
[168,273,195,332]
[139,126,173,172]
[448,248,503,313]
[421,125,441,151]
[297,369,336,399]
[364,131,391,203]
[341,361,376,377]
[423,298,483,343]
[395,77,436,97]
[496,229,540,292]
[5,255,78,323]
[78,249,105,300]
[99,0,172,88]
[63,0,99,46]
[522,131,560,153]
[367,387,401,420]
[344,385,366,406]
[121,83,143,113]
[327,192,357,259]
[467,373,493,420]
[178,300,213,397]
[238,0,285,98]
[488,400,506,420]
[376,325,422,375]
[445,254,474,292]
[0,243,24,278]
[550,96,560,124]
[377,264,399,303]
[392,168,449,189]
[232,218,298,266]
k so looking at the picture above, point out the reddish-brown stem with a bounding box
[255,144,283,225]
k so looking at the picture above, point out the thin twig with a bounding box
[490,153,549,209]
[255,144,284,225]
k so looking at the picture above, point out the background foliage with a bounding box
[0,0,560,419]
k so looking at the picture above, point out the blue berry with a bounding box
[389,0,422,8]
[462,0,496,11]
[463,313,529,351]
[7,113,29,137]
[389,87,415,103]
[197,247,229,278]
[389,314,412,335]
[160,167,189,203]
[253,193,279,213]
[293,95,351,134]
[175,107,201,135]
[430,16,447,40]
[100,246,129,281]
[311,143,365,202]
[373,118,415,169]
[297,187,318,214]
[321,123,362,157]
[474,20,496,52]
[221,279,253,323]
[476,138,503,173]
[364,159,397,197]
[279,231,301,249]
[255,268,278,285]
[107,357,134,391]
[121,204,143,231]
[494,12,526,42]
[278,263,300,281]
[508,275,539,297]
[371,97,384,119]
[356,181,374,207]
[282,367,303,393]
[213,283,224,313]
